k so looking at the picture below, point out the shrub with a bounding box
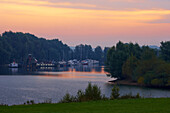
[60,83,141,103]
[30,100,35,104]
[60,93,76,103]
[43,98,52,104]
[26,100,30,105]
[25,100,36,105]
[60,83,102,103]
[85,83,93,100]
[102,94,109,100]
[110,85,120,99]
[136,93,141,98]
[120,93,133,99]
[151,79,160,86]
[76,90,85,102]
[92,84,102,100]
[84,83,101,101]
[120,93,141,99]
[151,79,164,87]
[138,77,144,85]
[0,103,8,106]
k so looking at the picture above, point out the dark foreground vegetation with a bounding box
[59,83,140,103]
[105,41,170,88]
[0,98,170,113]
[0,31,108,65]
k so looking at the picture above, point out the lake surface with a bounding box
[0,66,170,105]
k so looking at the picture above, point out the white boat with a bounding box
[9,61,18,68]
[81,60,88,65]
[68,59,79,66]
[58,61,67,67]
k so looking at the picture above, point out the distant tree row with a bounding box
[105,41,170,87]
[0,31,109,65]
[73,44,109,64]
[0,31,72,65]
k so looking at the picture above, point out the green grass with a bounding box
[0,98,170,113]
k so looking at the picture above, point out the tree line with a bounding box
[105,41,170,87]
[0,31,109,65]
[73,44,109,64]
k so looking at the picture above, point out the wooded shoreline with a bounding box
[108,79,170,89]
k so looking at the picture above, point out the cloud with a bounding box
[1,0,170,11]
[0,0,97,9]
[1,0,170,24]
[150,15,170,23]
[108,0,145,3]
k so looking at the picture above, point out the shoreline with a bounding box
[108,79,170,89]
[108,79,139,86]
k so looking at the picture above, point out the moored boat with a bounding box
[9,61,18,68]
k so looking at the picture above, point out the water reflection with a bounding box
[67,66,105,73]
[37,66,106,79]
[9,68,18,73]
[0,65,105,75]
[37,65,104,72]
[42,74,97,79]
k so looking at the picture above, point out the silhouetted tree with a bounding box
[94,46,103,63]
[160,41,170,62]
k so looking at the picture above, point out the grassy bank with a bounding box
[0,98,170,113]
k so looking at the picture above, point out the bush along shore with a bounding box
[59,83,141,103]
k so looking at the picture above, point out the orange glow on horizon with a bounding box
[40,74,96,79]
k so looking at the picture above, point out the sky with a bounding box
[0,0,170,47]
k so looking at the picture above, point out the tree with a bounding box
[160,41,170,62]
[122,55,139,80]
[94,46,103,63]
[73,44,94,60]
[110,85,120,99]
[85,83,101,101]
[104,47,110,63]
[0,31,108,65]
[133,48,170,87]
[105,41,170,87]
[0,31,72,65]
[105,41,141,79]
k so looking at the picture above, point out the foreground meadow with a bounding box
[0,98,170,113]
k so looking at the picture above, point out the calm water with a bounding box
[0,66,170,105]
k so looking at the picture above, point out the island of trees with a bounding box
[105,41,170,88]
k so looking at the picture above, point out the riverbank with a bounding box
[0,98,170,113]
[108,79,170,89]
[108,79,139,86]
